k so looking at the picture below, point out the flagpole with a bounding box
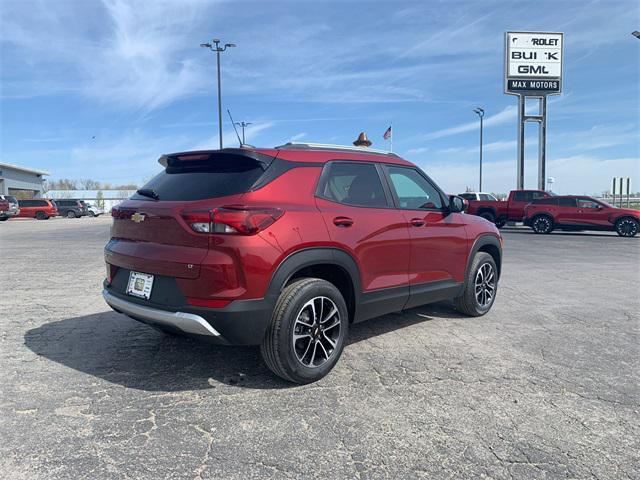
[390,123,393,153]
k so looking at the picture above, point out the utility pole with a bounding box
[473,107,485,191]
[200,39,236,149]
[234,121,252,144]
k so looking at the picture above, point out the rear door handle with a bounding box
[410,218,425,227]
[333,216,353,227]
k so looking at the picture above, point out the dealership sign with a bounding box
[505,31,563,95]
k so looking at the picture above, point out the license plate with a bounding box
[126,271,154,299]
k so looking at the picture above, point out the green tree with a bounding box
[96,190,105,209]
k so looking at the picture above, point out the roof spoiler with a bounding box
[158,148,277,169]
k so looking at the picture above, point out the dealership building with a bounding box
[0,162,50,198]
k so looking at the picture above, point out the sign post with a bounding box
[505,31,563,190]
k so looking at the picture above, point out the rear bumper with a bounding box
[103,289,222,337]
[102,286,274,345]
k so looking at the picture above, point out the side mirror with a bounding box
[449,195,467,213]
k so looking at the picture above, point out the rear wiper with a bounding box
[136,188,159,200]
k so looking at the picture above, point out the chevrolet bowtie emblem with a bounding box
[131,212,146,223]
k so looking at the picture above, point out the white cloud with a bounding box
[190,122,275,150]
[1,0,213,110]
[435,139,524,156]
[289,132,307,142]
[420,106,518,141]
[407,147,430,155]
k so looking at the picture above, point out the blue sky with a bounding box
[1,0,638,194]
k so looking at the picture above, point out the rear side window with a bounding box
[320,162,389,208]
[558,198,577,207]
[132,154,268,201]
[513,191,532,202]
[460,193,476,200]
[19,200,48,207]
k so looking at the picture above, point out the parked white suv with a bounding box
[85,203,104,217]
[459,192,498,202]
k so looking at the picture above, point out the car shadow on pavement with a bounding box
[501,228,626,238]
[24,302,461,392]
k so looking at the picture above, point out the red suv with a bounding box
[103,144,502,383]
[524,195,639,237]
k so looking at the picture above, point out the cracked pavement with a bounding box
[1,217,638,479]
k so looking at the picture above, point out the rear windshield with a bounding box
[132,153,268,201]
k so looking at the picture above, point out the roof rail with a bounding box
[275,142,397,156]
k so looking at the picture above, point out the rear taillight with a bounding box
[106,263,118,285]
[182,205,283,235]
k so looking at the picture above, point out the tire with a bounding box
[261,278,349,384]
[89,211,96,217]
[531,214,554,234]
[0,216,8,222]
[35,211,47,220]
[67,211,76,218]
[454,252,498,317]
[495,219,506,229]
[615,217,639,237]
[479,211,495,224]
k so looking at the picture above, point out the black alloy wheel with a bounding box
[615,217,639,237]
[531,215,553,234]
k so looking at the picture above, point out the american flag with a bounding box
[383,126,392,140]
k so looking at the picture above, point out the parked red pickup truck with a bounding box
[467,189,552,227]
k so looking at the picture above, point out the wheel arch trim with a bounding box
[466,234,502,280]
[267,247,362,301]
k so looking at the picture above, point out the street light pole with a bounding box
[200,39,236,149]
[473,107,485,192]
[235,121,252,144]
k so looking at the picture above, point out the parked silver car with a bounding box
[0,195,20,221]
[85,203,105,217]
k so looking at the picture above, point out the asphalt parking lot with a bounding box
[1,217,638,480]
